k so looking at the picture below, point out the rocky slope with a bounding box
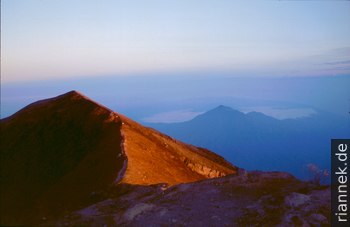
[53,171,330,226]
[119,112,235,185]
[0,91,236,226]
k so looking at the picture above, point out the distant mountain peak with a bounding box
[201,105,244,117]
[210,105,236,113]
[214,105,232,110]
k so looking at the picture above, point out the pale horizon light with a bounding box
[1,0,350,83]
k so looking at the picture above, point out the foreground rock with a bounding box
[52,170,330,226]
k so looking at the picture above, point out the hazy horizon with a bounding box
[2,74,349,123]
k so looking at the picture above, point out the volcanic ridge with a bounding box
[0,91,330,226]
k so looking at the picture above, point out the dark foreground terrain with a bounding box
[53,171,330,226]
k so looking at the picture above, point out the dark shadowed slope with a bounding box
[0,91,236,225]
[0,91,125,224]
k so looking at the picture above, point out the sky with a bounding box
[1,0,350,83]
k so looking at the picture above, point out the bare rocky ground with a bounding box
[52,170,330,227]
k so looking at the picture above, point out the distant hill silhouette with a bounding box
[149,105,350,180]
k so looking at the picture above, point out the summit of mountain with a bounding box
[191,105,245,122]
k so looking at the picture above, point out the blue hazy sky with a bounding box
[1,0,350,83]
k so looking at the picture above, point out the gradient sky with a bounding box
[1,0,350,82]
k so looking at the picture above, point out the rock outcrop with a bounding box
[51,170,330,226]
